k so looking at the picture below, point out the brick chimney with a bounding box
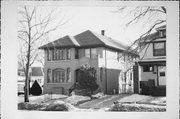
[101,30,105,36]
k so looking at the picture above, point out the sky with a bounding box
[40,6,165,45]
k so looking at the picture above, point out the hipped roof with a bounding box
[39,30,129,52]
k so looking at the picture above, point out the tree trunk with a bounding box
[24,24,31,102]
[24,46,30,102]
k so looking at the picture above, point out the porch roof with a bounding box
[137,58,166,65]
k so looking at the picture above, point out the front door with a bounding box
[158,66,166,86]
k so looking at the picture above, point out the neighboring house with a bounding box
[39,30,136,95]
[30,67,44,87]
[134,25,166,96]
[18,67,44,94]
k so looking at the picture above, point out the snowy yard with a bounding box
[18,93,166,112]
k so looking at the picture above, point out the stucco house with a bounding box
[134,25,166,96]
[39,30,136,95]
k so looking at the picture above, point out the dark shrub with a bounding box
[30,80,42,96]
[78,65,99,95]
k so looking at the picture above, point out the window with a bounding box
[52,49,58,60]
[85,49,90,58]
[159,30,166,37]
[47,69,51,83]
[160,72,165,76]
[66,49,71,60]
[143,65,153,72]
[52,69,65,83]
[47,50,51,61]
[67,68,71,83]
[117,52,124,62]
[62,49,65,60]
[153,42,166,56]
[75,49,79,59]
[91,48,97,58]
[52,49,67,60]
[37,79,41,83]
[59,49,63,60]
[58,49,61,60]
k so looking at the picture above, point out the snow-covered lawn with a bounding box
[78,94,166,109]
[18,93,166,112]
[18,94,68,103]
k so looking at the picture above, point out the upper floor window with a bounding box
[75,49,79,59]
[50,49,70,61]
[66,49,71,60]
[153,42,166,56]
[47,50,52,61]
[85,48,90,58]
[91,48,97,58]
[159,30,166,38]
[84,48,97,59]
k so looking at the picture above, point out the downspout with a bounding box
[105,47,107,94]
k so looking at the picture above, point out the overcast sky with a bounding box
[39,6,166,45]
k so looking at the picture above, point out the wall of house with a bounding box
[43,47,133,95]
[43,48,76,94]
[43,48,99,95]
[138,37,166,88]
[98,47,133,94]
[139,38,166,60]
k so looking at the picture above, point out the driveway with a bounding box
[78,94,166,109]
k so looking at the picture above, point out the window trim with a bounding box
[66,68,71,83]
[47,69,51,83]
[153,41,166,56]
[47,50,51,61]
[49,48,71,61]
[66,48,71,60]
[52,68,65,83]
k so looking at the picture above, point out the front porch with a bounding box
[140,79,166,96]
[134,59,166,96]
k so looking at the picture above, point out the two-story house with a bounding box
[134,25,166,96]
[39,30,136,95]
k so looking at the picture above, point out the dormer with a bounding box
[156,25,166,38]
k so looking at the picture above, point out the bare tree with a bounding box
[117,6,166,54]
[18,6,69,102]
[116,6,166,92]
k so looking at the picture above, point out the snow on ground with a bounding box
[18,93,166,111]
[18,94,68,103]
[78,94,166,109]
[118,94,166,104]
[64,95,91,105]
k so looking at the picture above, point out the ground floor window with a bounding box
[47,68,71,83]
[67,68,71,83]
[143,65,153,72]
[52,69,65,83]
[47,69,51,83]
